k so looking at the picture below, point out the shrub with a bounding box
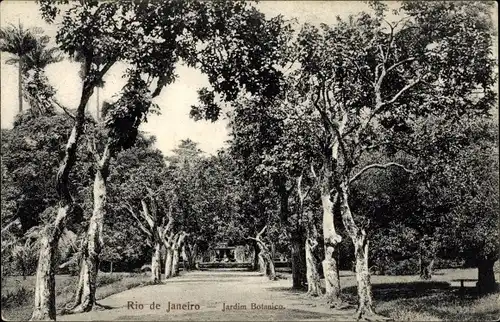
[1,286,34,309]
[379,258,419,276]
[96,274,122,287]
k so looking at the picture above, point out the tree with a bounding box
[248,225,276,280]
[70,71,160,312]
[0,23,42,113]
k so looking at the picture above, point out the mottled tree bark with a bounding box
[191,243,198,269]
[163,233,175,280]
[164,248,173,279]
[321,191,342,305]
[172,232,187,277]
[151,242,162,283]
[353,234,374,318]
[31,208,67,321]
[266,254,276,280]
[339,185,381,320]
[249,226,276,280]
[183,243,192,271]
[252,240,260,271]
[71,144,111,312]
[305,211,322,296]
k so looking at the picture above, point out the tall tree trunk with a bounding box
[305,211,321,296]
[18,61,23,113]
[172,233,187,277]
[305,237,321,296]
[419,236,436,280]
[164,246,173,280]
[477,258,497,294]
[291,231,306,289]
[339,185,379,319]
[258,249,276,280]
[266,254,276,280]
[172,245,180,277]
[71,144,111,312]
[183,243,192,271]
[258,253,266,273]
[353,234,374,319]
[253,241,260,271]
[250,227,276,280]
[151,242,161,283]
[31,207,67,321]
[191,243,198,269]
[321,191,342,305]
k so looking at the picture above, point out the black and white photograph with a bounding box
[1,1,498,321]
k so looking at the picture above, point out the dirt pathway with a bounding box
[58,270,356,321]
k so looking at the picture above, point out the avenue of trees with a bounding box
[1,1,498,321]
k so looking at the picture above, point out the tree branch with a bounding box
[257,225,267,240]
[349,162,414,185]
[140,199,155,231]
[345,55,374,86]
[385,57,416,74]
[381,76,425,107]
[52,99,75,119]
[125,203,152,240]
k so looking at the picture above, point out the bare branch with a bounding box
[297,175,305,203]
[349,162,414,185]
[52,99,75,119]
[312,86,335,132]
[383,20,394,62]
[125,203,152,239]
[257,225,267,240]
[381,76,425,107]
[1,218,20,234]
[385,57,416,74]
[246,236,266,249]
[310,164,319,182]
[140,199,155,231]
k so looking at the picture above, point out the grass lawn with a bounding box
[2,268,499,321]
[333,268,500,321]
[1,272,153,321]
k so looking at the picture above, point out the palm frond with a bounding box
[5,57,19,65]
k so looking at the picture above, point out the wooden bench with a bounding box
[452,278,477,288]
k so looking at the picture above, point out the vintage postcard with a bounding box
[1,1,498,321]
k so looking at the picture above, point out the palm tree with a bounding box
[23,37,62,72]
[22,38,63,117]
[0,23,44,113]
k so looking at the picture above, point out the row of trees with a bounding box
[1,1,497,321]
[192,1,498,319]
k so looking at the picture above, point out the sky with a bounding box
[1,1,497,156]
